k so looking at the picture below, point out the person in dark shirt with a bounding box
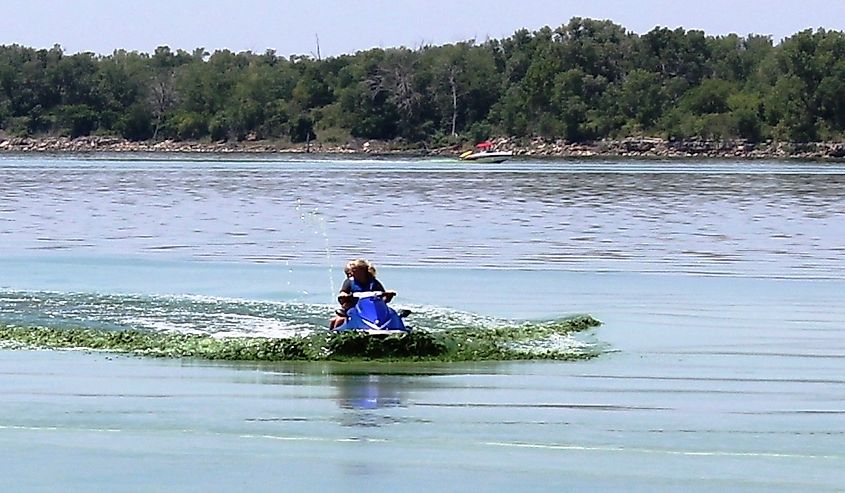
[329,258,396,329]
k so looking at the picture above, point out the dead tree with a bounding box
[148,70,178,141]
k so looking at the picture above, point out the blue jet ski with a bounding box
[334,291,411,334]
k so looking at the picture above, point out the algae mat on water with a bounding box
[0,315,601,361]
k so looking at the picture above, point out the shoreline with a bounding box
[2,135,845,160]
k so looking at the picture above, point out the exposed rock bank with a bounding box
[492,137,845,159]
[2,135,845,160]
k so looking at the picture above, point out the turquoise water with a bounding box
[1,154,844,491]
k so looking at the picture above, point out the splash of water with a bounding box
[0,290,602,361]
[295,198,335,299]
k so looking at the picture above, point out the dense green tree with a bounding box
[2,20,845,144]
[618,69,663,129]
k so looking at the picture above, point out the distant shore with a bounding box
[2,135,845,160]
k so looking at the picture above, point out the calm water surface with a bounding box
[0,154,843,491]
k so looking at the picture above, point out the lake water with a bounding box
[1,154,843,491]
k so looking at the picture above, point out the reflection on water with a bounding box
[336,375,403,411]
[1,156,843,279]
[334,374,406,428]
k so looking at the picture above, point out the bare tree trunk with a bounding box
[366,55,419,120]
[149,70,178,141]
[449,69,458,136]
[153,115,161,141]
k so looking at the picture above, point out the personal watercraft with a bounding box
[333,291,411,334]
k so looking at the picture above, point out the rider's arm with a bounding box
[339,278,352,294]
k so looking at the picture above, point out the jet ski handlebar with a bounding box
[352,290,382,298]
[337,290,397,300]
[351,290,398,299]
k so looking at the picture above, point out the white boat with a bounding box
[459,140,512,163]
[459,150,513,163]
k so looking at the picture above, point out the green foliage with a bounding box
[171,110,208,140]
[1,21,844,144]
[619,69,664,128]
[679,79,735,115]
[53,104,98,138]
[288,114,316,142]
[728,91,764,141]
[116,103,153,140]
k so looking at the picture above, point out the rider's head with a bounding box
[347,258,376,281]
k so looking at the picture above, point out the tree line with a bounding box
[2,18,845,145]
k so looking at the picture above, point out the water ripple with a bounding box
[1,157,843,279]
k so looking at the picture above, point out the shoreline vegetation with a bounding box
[3,18,845,159]
[2,135,845,159]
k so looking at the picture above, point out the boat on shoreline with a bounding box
[459,140,513,163]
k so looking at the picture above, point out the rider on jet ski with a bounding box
[330,258,396,329]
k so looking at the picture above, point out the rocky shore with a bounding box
[2,135,845,160]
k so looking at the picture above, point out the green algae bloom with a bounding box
[0,315,601,362]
